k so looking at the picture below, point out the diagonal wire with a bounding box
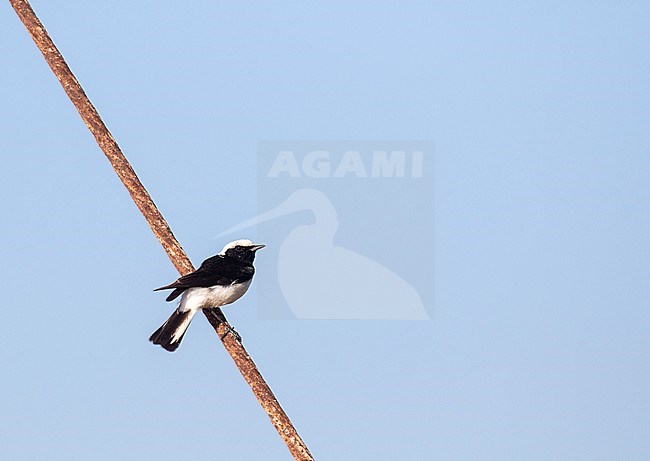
[8,1,315,460]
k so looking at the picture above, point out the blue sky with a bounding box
[1,1,648,460]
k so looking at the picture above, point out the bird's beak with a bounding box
[250,244,266,252]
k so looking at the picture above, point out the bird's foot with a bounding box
[220,323,242,342]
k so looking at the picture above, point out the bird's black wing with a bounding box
[154,255,255,302]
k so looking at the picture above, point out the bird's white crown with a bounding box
[219,239,255,254]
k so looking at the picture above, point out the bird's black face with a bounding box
[224,244,265,263]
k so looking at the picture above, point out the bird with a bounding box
[149,239,265,352]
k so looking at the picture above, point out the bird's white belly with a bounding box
[179,280,252,312]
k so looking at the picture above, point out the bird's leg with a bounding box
[207,308,242,342]
[219,323,242,342]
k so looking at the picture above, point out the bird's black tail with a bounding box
[149,309,195,352]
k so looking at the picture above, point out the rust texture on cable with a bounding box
[9,1,315,459]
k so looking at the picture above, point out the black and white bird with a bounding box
[149,239,265,352]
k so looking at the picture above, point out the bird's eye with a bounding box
[235,246,242,250]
